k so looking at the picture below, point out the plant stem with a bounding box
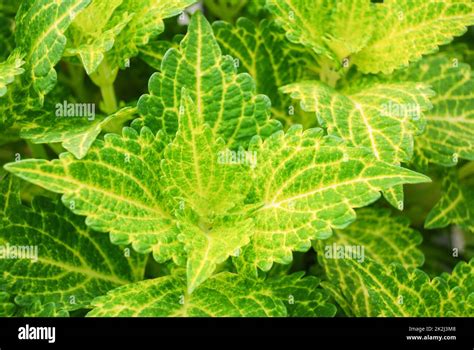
[48,143,64,155]
[26,141,48,159]
[68,63,88,102]
[100,83,118,114]
[90,59,119,114]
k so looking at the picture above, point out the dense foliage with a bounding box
[0,0,473,317]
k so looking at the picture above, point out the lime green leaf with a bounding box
[88,269,335,317]
[283,79,431,209]
[138,36,183,71]
[383,185,405,210]
[0,292,15,316]
[88,270,286,316]
[136,12,281,148]
[4,127,184,265]
[0,176,146,312]
[213,18,316,125]
[352,0,474,74]
[266,0,377,62]
[443,259,474,294]
[0,173,21,215]
[322,258,472,316]
[14,0,91,104]
[18,301,69,317]
[395,55,474,167]
[343,54,474,168]
[108,0,196,69]
[244,125,430,271]
[20,106,137,159]
[178,213,253,293]
[0,0,91,128]
[162,93,253,292]
[314,208,424,316]
[65,0,133,75]
[326,0,375,60]
[445,259,474,316]
[315,206,471,316]
[441,43,474,68]
[265,0,333,57]
[425,169,474,232]
[162,93,250,219]
[268,272,337,317]
[282,81,434,165]
[0,51,24,97]
[267,0,474,73]
[232,244,261,280]
[318,208,425,268]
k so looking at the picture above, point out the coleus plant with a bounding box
[0,0,473,317]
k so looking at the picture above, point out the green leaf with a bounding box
[107,0,196,69]
[268,272,337,317]
[326,0,375,60]
[213,18,316,126]
[136,12,281,148]
[138,36,183,71]
[0,292,15,317]
[352,0,474,74]
[266,0,376,62]
[0,50,24,97]
[65,0,133,75]
[0,0,92,128]
[20,106,138,159]
[19,301,70,317]
[443,258,474,296]
[162,93,253,292]
[162,93,250,219]
[88,270,285,316]
[0,175,146,312]
[320,258,473,316]
[319,208,425,268]
[243,125,430,272]
[204,0,249,22]
[88,269,335,316]
[4,127,185,265]
[267,0,474,74]
[425,168,474,232]
[282,81,434,165]
[394,55,474,167]
[314,207,424,315]
[265,0,334,57]
[441,42,474,68]
[383,185,405,210]
[178,213,253,293]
